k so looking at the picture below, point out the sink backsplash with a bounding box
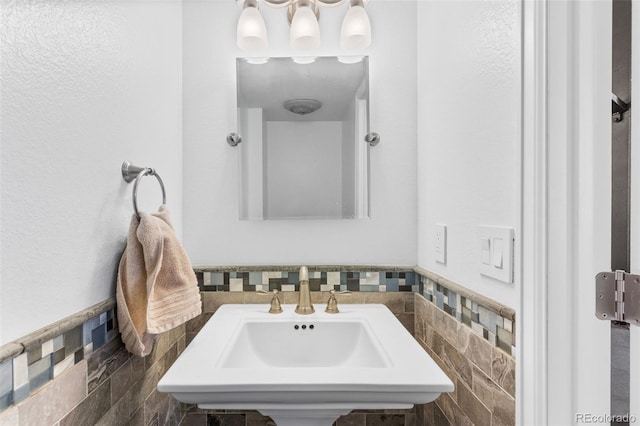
[194,266,419,293]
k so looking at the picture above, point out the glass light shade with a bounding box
[290,6,321,50]
[337,55,364,64]
[292,56,317,64]
[340,5,371,50]
[237,6,268,50]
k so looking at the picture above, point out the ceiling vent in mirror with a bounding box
[284,98,322,115]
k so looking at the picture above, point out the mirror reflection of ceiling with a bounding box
[237,56,368,121]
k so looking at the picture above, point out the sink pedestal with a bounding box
[258,408,352,426]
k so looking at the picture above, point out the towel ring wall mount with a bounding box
[121,161,167,219]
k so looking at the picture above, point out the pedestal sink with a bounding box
[158,304,454,426]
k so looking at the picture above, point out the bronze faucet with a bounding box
[325,289,352,313]
[295,266,315,315]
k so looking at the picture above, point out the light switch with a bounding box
[481,238,491,265]
[478,225,514,283]
[492,238,503,269]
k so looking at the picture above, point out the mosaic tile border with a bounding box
[418,273,516,356]
[195,269,419,293]
[0,303,119,413]
[414,267,516,321]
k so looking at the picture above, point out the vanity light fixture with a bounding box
[340,0,371,50]
[289,0,321,50]
[237,0,268,50]
[236,0,372,51]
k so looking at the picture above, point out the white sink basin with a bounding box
[219,319,389,369]
[158,304,454,426]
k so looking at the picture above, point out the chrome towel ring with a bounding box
[121,161,166,220]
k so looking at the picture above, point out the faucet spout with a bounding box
[295,266,315,315]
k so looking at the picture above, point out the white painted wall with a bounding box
[0,1,183,345]
[415,0,520,309]
[182,0,417,265]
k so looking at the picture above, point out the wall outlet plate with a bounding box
[478,225,514,283]
[434,224,447,264]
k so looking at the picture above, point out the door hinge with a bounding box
[595,270,640,325]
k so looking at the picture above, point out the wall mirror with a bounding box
[236,56,371,220]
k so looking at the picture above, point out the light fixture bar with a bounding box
[262,0,345,7]
[262,0,293,7]
[316,0,345,6]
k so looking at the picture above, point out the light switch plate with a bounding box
[478,226,514,283]
[434,224,447,264]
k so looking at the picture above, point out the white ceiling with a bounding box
[237,56,368,121]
